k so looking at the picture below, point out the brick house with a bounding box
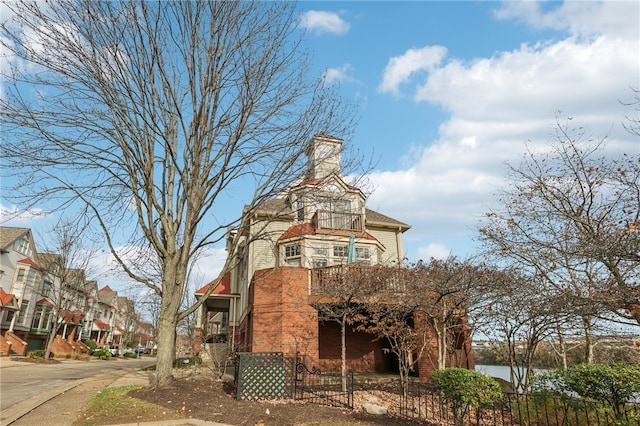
[194,135,474,380]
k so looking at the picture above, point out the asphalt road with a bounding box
[0,357,155,410]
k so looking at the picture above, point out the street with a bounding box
[0,357,155,410]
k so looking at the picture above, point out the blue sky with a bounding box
[298,0,639,262]
[1,1,639,293]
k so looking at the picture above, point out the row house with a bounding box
[0,226,145,356]
[194,134,474,381]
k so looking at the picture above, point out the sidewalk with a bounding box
[0,357,231,426]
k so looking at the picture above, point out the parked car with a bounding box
[134,347,145,355]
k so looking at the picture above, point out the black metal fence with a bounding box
[234,352,353,409]
[399,381,640,426]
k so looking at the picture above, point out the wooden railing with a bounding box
[312,210,363,232]
[309,264,411,295]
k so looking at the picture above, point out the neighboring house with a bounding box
[194,134,474,380]
[0,226,145,357]
[31,253,89,354]
[95,285,117,345]
[0,227,39,355]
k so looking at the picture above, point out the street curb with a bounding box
[0,368,132,425]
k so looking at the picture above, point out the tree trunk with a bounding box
[152,262,186,387]
[340,314,347,392]
[582,315,594,364]
[556,324,568,369]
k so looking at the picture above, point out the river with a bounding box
[475,364,547,382]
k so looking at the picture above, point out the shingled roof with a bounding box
[0,227,30,251]
[253,197,409,231]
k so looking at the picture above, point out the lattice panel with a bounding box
[235,352,294,400]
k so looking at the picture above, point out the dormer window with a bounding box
[14,236,32,256]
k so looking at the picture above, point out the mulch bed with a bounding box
[130,376,435,425]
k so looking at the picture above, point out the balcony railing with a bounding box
[309,264,411,296]
[312,210,363,232]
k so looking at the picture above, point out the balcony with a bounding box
[312,210,363,232]
[309,264,410,296]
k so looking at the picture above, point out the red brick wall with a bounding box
[250,267,319,364]
[414,312,476,383]
[245,266,475,381]
[317,321,389,373]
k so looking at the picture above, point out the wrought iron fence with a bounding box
[294,358,354,409]
[399,381,640,426]
[234,352,353,409]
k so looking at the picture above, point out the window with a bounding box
[312,244,328,256]
[312,258,328,268]
[14,236,32,256]
[318,197,350,213]
[285,243,301,258]
[296,196,304,221]
[31,304,52,331]
[41,280,53,298]
[356,247,370,260]
[333,245,347,258]
[16,268,25,282]
[284,243,301,267]
[17,300,30,325]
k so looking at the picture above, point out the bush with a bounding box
[92,347,111,360]
[28,349,54,358]
[533,363,640,421]
[173,356,202,368]
[83,339,97,351]
[431,368,503,426]
[123,351,137,358]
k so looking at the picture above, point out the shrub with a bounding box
[83,339,97,351]
[28,350,54,358]
[431,368,503,426]
[173,356,202,368]
[123,351,137,358]
[533,363,640,421]
[92,347,111,360]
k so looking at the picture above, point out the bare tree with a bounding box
[355,284,426,401]
[414,257,487,370]
[35,218,96,359]
[310,264,386,390]
[479,115,640,330]
[477,269,560,393]
[0,1,355,386]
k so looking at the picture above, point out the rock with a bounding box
[362,402,388,415]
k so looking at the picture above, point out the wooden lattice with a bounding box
[235,352,294,400]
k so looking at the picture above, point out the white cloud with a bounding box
[378,46,447,96]
[0,204,52,225]
[299,10,349,35]
[370,2,639,259]
[322,64,354,84]
[417,244,452,262]
[493,1,639,39]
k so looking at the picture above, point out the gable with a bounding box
[0,226,36,256]
[0,288,19,310]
